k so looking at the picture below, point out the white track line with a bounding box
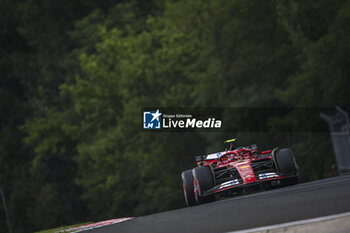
[227,211,350,233]
[57,217,134,233]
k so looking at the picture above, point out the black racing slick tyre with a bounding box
[274,148,298,174]
[181,170,197,206]
[274,148,298,185]
[192,166,215,204]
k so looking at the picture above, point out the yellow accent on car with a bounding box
[225,138,237,143]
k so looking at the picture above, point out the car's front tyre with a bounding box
[274,148,299,185]
[181,169,197,206]
[192,166,215,204]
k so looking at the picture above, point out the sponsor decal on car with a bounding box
[236,161,249,165]
[218,179,240,189]
[259,172,279,179]
[205,151,225,160]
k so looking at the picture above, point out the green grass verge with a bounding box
[35,222,92,233]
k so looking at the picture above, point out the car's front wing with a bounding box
[202,172,297,196]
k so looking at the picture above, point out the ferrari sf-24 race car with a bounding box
[181,138,299,206]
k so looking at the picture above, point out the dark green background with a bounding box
[1,0,349,232]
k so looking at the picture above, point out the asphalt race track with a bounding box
[86,175,350,233]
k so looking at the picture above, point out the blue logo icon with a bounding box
[143,109,162,129]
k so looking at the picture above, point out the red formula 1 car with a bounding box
[181,138,299,206]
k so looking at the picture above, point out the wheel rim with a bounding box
[193,177,200,203]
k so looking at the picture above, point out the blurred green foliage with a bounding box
[1,0,350,232]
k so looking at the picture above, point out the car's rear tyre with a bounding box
[181,170,197,206]
[192,166,215,204]
[274,148,298,174]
